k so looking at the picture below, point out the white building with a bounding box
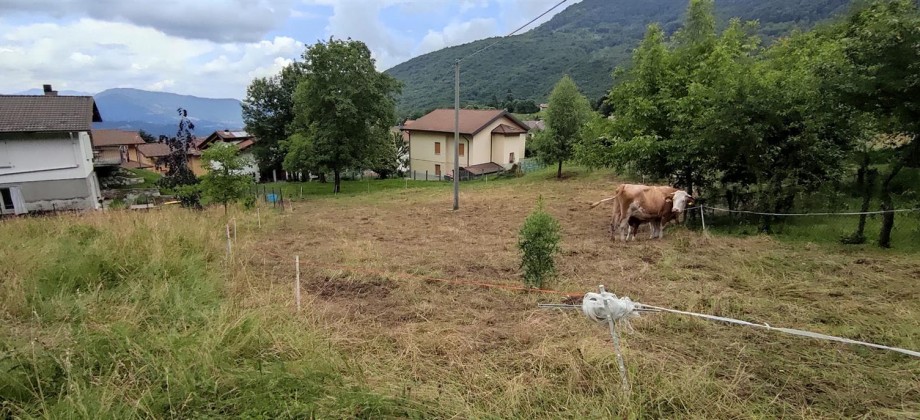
[0,86,104,215]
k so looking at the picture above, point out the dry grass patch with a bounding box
[241,173,920,418]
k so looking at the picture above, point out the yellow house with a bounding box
[136,143,171,174]
[91,129,148,169]
[404,109,528,179]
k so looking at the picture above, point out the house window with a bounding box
[459,143,465,157]
[435,164,441,176]
[0,188,13,211]
[509,152,515,164]
[435,142,441,155]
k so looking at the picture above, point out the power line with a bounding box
[452,0,570,210]
[461,0,569,62]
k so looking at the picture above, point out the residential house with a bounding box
[91,129,149,169]
[0,85,103,214]
[136,143,172,174]
[403,109,529,179]
[523,120,545,132]
[190,130,259,179]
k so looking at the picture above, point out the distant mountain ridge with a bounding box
[10,87,245,137]
[92,88,244,137]
[385,0,853,116]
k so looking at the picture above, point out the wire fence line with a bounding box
[696,206,920,217]
[306,262,920,359]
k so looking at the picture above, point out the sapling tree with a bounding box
[200,143,255,214]
[518,198,562,289]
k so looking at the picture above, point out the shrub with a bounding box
[518,198,561,288]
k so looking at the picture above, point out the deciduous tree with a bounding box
[242,63,305,180]
[290,38,401,193]
[536,75,591,178]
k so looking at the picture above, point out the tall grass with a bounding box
[0,209,421,418]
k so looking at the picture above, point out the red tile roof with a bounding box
[0,95,102,133]
[236,139,255,151]
[92,129,145,147]
[137,143,172,158]
[404,109,530,135]
[463,162,505,175]
[491,123,527,135]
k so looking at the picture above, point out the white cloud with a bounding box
[417,18,499,55]
[146,79,175,91]
[0,0,294,43]
[0,19,304,98]
[305,0,417,69]
[459,0,489,13]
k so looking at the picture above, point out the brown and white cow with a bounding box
[590,184,693,241]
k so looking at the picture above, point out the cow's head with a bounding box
[668,190,693,214]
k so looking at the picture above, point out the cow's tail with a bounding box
[589,197,616,209]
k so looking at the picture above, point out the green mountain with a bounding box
[386,0,852,117]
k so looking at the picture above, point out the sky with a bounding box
[0,0,579,100]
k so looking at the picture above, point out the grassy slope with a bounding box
[0,209,421,418]
[113,168,162,190]
[386,0,851,116]
[3,169,918,417]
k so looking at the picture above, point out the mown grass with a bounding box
[0,209,423,418]
[244,166,919,418]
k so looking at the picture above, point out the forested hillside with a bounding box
[386,0,851,116]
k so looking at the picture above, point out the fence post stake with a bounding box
[700,206,708,234]
[295,255,301,312]
[599,285,629,393]
[226,224,232,261]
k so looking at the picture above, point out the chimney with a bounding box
[43,84,58,96]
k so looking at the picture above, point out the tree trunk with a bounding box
[223,202,228,215]
[845,151,875,244]
[333,170,341,194]
[878,162,904,248]
[319,173,327,183]
[683,167,695,224]
[557,160,563,178]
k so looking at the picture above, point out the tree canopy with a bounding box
[242,63,306,180]
[200,143,255,214]
[534,75,591,178]
[288,38,401,193]
[576,0,918,246]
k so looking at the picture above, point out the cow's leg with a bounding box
[619,219,631,242]
[629,220,641,241]
[649,219,660,239]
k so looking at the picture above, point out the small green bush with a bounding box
[242,194,256,209]
[518,198,561,288]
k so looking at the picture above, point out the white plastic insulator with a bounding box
[582,292,638,323]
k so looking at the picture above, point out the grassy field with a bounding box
[2,168,919,418]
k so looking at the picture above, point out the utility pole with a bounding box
[453,59,460,211]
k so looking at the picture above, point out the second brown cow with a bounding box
[590,184,694,241]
